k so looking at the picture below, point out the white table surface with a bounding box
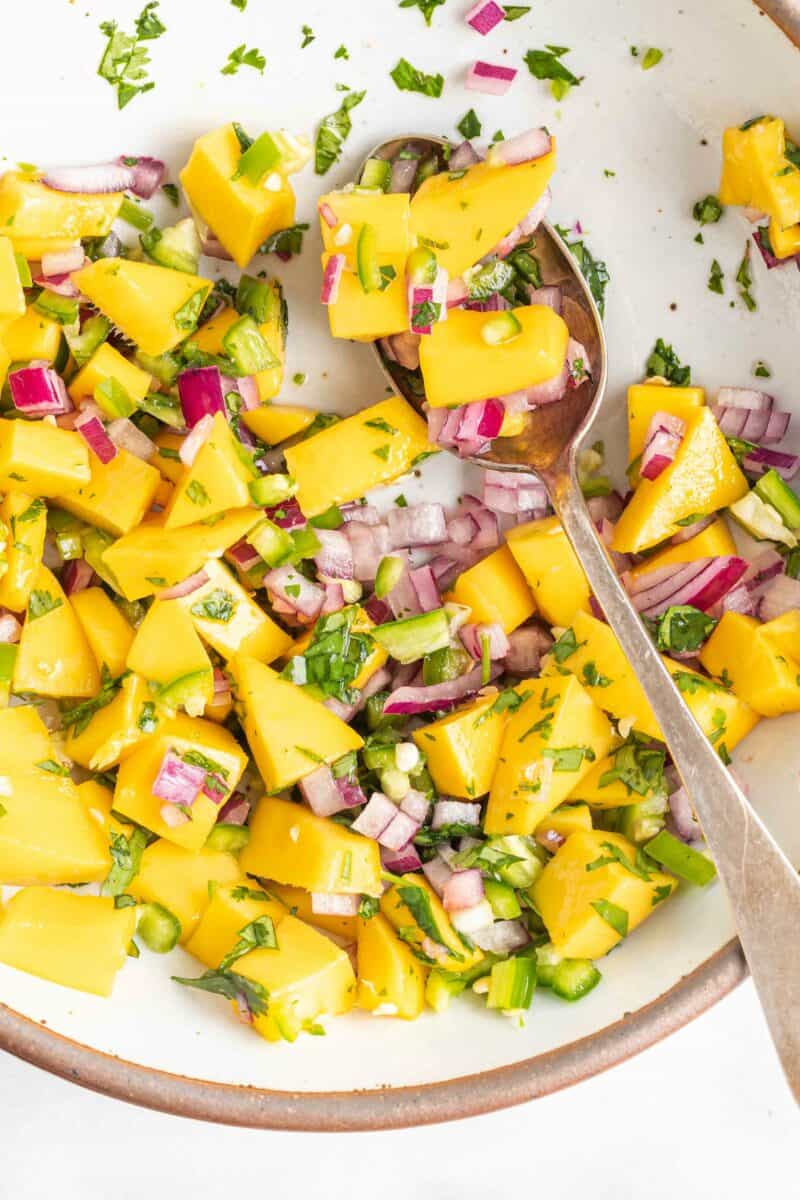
[1,980,794,1197]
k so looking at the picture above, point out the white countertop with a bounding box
[1,980,794,1196]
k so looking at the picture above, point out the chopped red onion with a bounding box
[321,582,346,615]
[341,503,383,526]
[758,574,800,621]
[9,364,72,416]
[460,495,500,548]
[449,141,483,172]
[158,569,210,600]
[299,765,351,818]
[465,0,505,35]
[311,892,360,917]
[313,528,354,580]
[387,503,447,548]
[107,417,156,461]
[410,564,441,612]
[409,267,449,336]
[447,513,480,546]
[466,60,518,94]
[493,189,552,259]
[61,559,96,597]
[640,411,686,482]
[446,276,470,309]
[265,498,306,530]
[460,621,510,661]
[716,386,773,412]
[226,539,262,572]
[482,469,547,514]
[386,558,420,620]
[323,695,357,722]
[352,792,397,840]
[667,785,702,843]
[152,750,205,807]
[566,338,591,387]
[390,157,418,194]
[40,245,85,276]
[335,775,369,809]
[321,254,345,305]
[491,128,552,166]
[527,285,563,315]
[381,842,423,874]
[753,227,800,270]
[318,201,338,228]
[384,664,500,715]
[720,582,756,616]
[213,667,231,698]
[743,549,786,591]
[217,793,250,825]
[42,162,135,194]
[504,624,553,674]
[118,156,166,199]
[629,556,748,618]
[442,867,484,912]
[587,491,624,526]
[201,232,233,261]
[422,857,454,896]
[471,919,530,954]
[432,799,482,829]
[34,270,81,298]
[264,565,325,619]
[75,411,117,464]
[741,446,800,481]
[378,809,421,852]
[364,594,392,625]
[0,610,22,644]
[178,366,225,429]
[343,521,391,582]
[179,413,215,467]
[400,789,430,824]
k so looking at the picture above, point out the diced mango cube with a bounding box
[175,557,292,663]
[699,611,800,718]
[243,404,317,445]
[0,418,89,497]
[132,840,242,943]
[2,305,63,363]
[324,252,410,341]
[506,515,591,626]
[0,770,110,885]
[381,875,483,974]
[447,543,535,633]
[164,413,253,530]
[184,882,289,968]
[0,172,122,243]
[14,564,99,698]
[70,587,134,677]
[64,672,155,771]
[0,492,47,612]
[67,342,152,407]
[55,448,161,537]
[319,191,411,270]
[627,382,705,462]
[412,691,507,798]
[357,913,425,1019]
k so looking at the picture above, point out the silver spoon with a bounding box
[365,134,800,1101]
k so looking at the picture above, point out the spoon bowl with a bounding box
[362,132,800,1103]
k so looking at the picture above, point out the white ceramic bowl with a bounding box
[1,0,799,1128]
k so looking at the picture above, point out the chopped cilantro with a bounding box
[457,109,482,140]
[598,737,666,797]
[190,588,237,623]
[334,44,349,60]
[641,47,664,70]
[582,661,611,688]
[553,224,610,316]
[172,969,269,1016]
[543,745,596,772]
[97,2,166,110]
[736,243,757,311]
[753,360,772,378]
[591,899,630,937]
[645,338,691,385]
[219,915,279,970]
[259,223,309,259]
[315,90,367,175]
[162,182,179,206]
[708,258,724,294]
[524,46,583,101]
[390,58,444,98]
[221,44,266,75]
[551,627,585,664]
[398,0,446,25]
[185,480,211,506]
[656,606,716,654]
[301,24,315,48]
[504,5,532,18]
[693,194,723,225]
[27,589,62,622]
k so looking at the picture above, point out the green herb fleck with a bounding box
[97,2,166,110]
[221,44,266,75]
[315,90,367,175]
[390,58,444,98]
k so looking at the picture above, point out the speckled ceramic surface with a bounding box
[1,0,799,1128]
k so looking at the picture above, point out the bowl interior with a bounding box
[1,0,799,1113]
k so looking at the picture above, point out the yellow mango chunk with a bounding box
[769,216,800,259]
[174,557,292,664]
[628,518,736,580]
[0,236,25,318]
[0,418,89,496]
[70,587,134,676]
[324,252,410,341]
[0,493,47,612]
[357,913,425,1019]
[420,304,569,409]
[64,672,155,771]
[267,881,358,940]
[506,515,591,626]
[447,543,535,633]
[612,409,748,554]
[0,172,122,242]
[0,705,53,768]
[3,307,62,368]
[410,148,557,277]
[73,258,211,356]
[663,658,759,754]
[126,597,212,713]
[113,714,248,851]
[67,342,152,406]
[164,413,253,530]
[243,404,317,445]
[627,382,705,462]
[181,124,296,269]
[14,564,99,697]
[55,448,161,537]
[532,830,676,959]
[0,888,135,997]
[235,915,356,1042]
[758,610,800,660]
[720,117,800,228]
[699,611,800,718]
[152,431,186,484]
[567,747,658,809]
[381,875,483,974]
[131,840,242,943]
[319,191,411,270]
[412,691,507,798]
[185,882,289,968]
[74,779,131,841]
[535,802,593,840]
[485,675,615,835]
[240,795,381,897]
[102,507,262,601]
[284,396,432,517]
[0,770,110,885]
[230,656,363,792]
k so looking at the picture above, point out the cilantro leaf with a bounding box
[219,915,279,970]
[524,46,583,101]
[390,58,444,98]
[457,109,482,140]
[172,968,270,1016]
[97,3,165,110]
[645,337,691,385]
[399,0,446,25]
[190,588,237,623]
[553,224,610,316]
[590,898,629,937]
[315,90,367,175]
[221,44,266,76]
[656,606,717,654]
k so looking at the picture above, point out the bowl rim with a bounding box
[0,938,745,1130]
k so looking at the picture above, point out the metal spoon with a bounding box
[365,134,800,1101]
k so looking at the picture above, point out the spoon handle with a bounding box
[553,472,800,1102]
